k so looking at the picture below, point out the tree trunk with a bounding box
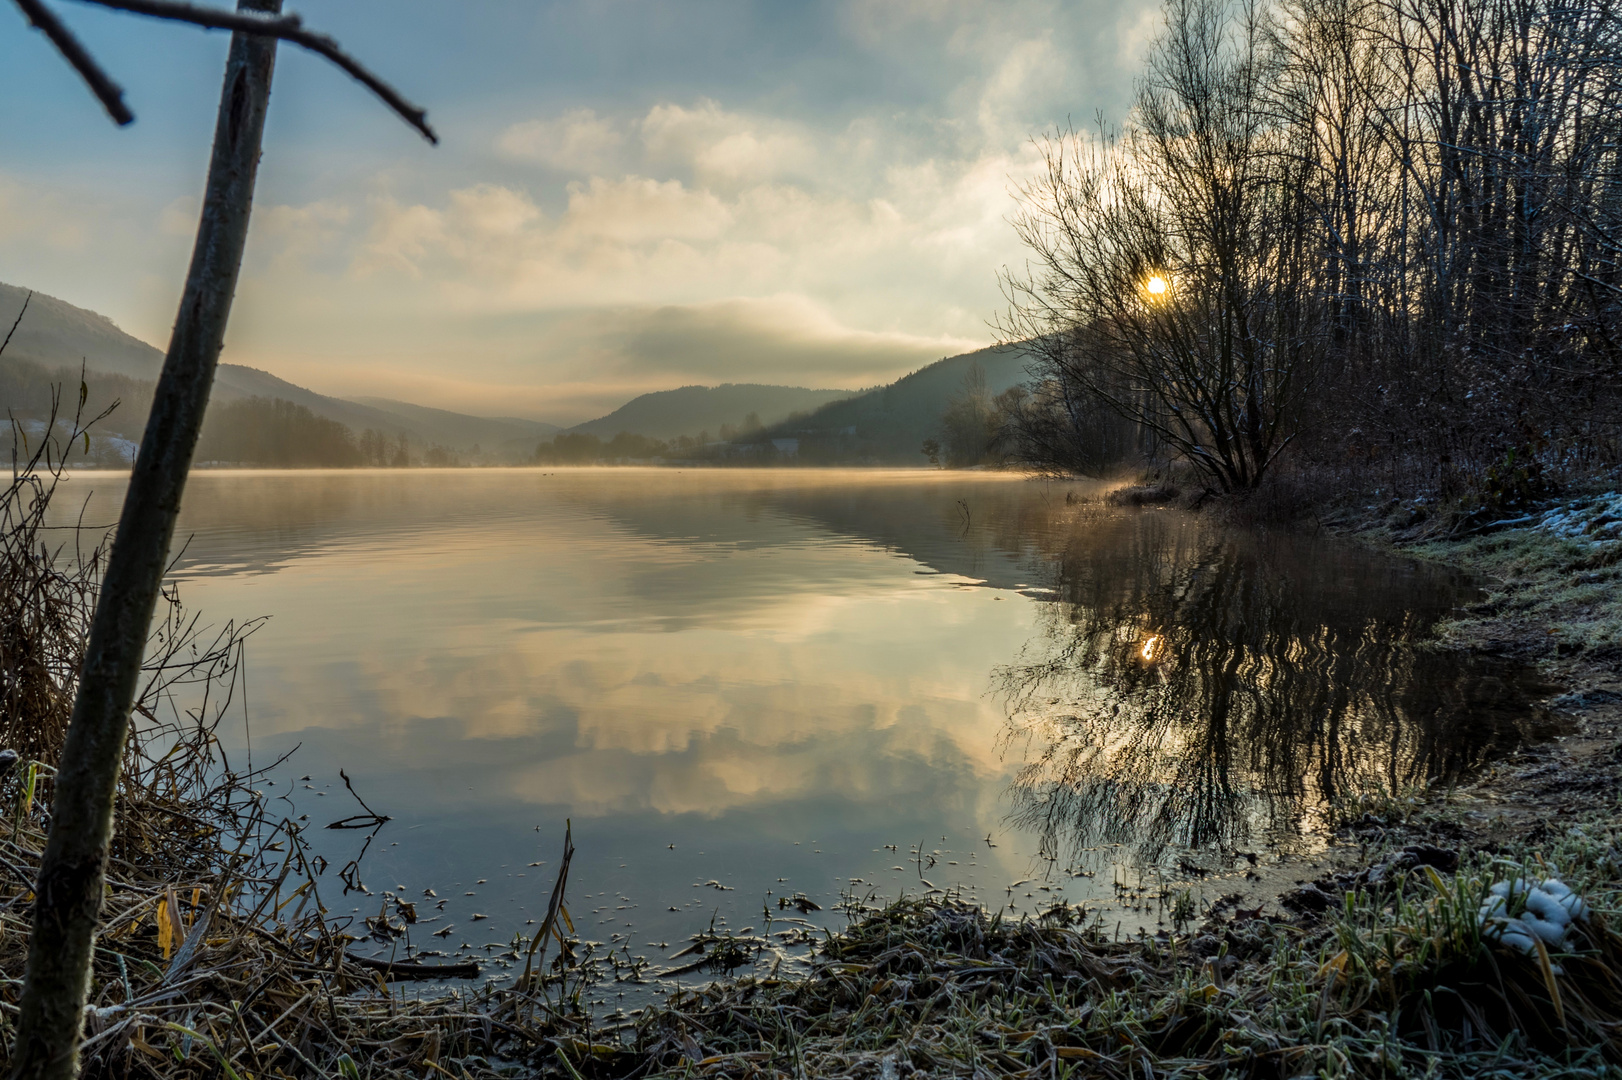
[11,4,280,1076]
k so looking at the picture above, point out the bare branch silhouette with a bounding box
[13,0,436,142]
[11,0,133,124]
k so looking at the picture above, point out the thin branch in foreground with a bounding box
[1,292,32,358]
[11,0,133,124]
[67,0,437,142]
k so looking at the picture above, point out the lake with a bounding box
[52,468,1552,1010]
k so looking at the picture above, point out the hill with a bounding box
[758,344,1028,463]
[0,282,555,460]
[568,383,853,441]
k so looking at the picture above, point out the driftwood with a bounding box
[345,953,483,981]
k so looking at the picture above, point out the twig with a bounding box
[337,768,386,822]
[0,291,32,359]
[327,768,389,830]
[10,1,132,123]
[65,0,437,142]
[517,820,574,992]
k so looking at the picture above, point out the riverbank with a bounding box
[1330,486,1622,840]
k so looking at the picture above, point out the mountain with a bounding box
[0,282,168,381]
[568,383,854,441]
[758,344,1029,463]
[0,282,555,459]
[348,397,556,455]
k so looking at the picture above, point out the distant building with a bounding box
[771,438,799,457]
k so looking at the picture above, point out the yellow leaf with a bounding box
[156,897,173,960]
[1056,1048,1099,1059]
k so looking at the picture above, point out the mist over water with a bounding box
[53,468,1553,1007]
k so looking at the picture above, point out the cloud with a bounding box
[5,0,1171,422]
[246,294,965,423]
[563,175,732,243]
[611,295,972,384]
[497,108,625,173]
[0,174,99,254]
[642,100,818,186]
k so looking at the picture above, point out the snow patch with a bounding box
[1479,877,1590,959]
[1532,492,1622,546]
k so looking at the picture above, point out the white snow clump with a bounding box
[1535,492,1622,546]
[1478,877,1590,955]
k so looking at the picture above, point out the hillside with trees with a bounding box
[752,345,1028,464]
[567,383,853,441]
[0,283,556,462]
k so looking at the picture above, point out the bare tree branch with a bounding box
[70,0,436,142]
[11,0,133,125]
[1,292,32,358]
[11,3,285,1074]
[13,0,436,142]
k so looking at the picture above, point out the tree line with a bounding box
[993,0,1622,503]
[533,413,766,464]
[195,397,443,467]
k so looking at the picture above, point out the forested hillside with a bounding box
[753,345,1026,464]
[568,383,853,441]
[0,284,556,463]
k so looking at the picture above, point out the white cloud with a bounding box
[641,100,817,186]
[561,175,731,244]
[497,108,625,173]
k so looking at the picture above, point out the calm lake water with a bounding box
[54,468,1551,1007]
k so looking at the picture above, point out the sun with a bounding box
[1146,275,1168,296]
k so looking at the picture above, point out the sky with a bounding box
[0,1,1161,425]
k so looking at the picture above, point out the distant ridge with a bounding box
[0,282,556,457]
[568,383,854,441]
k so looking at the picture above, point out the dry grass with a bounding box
[597,817,1622,1079]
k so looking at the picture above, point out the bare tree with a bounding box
[1004,0,1622,497]
[1001,0,1323,492]
[8,4,432,1077]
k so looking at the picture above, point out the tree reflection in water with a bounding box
[996,512,1554,868]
